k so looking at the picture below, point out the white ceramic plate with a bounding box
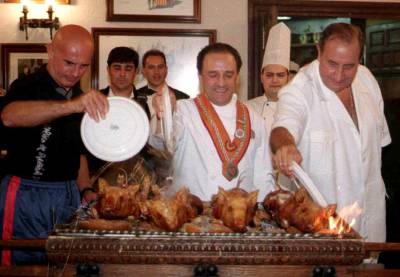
[81,96,150,162]
[291,161,328,207]
[162,85,173,151]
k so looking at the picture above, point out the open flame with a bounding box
[329,202,362,234]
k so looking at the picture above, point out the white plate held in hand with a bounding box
[81,96,150,162]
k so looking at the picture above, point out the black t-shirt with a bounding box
[0,66,85,181]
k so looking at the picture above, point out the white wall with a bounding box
[0,0,248,99]
[1,0,400,99]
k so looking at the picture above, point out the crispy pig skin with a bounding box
[263,187,337,233]
[143,187,203,232]
[78,219,132,231]
[97,178,141,219]
[211,187,258,233]
[181,215,234,233]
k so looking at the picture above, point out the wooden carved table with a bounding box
[1,230,400,276]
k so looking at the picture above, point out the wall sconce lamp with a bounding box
[19,4,60,40]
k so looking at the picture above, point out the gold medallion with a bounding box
[223,162,238,181]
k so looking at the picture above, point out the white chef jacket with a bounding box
[167,94,275,202]
[273,60,391,242]
[246,95,277,132]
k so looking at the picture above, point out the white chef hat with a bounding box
[289,61,300,73]
[262,22,291,71]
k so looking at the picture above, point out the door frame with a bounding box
[248,0,400,99]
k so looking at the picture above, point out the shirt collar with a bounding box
[211,93,237,115]
[40,66,81,99]
[108,87,134,99]
[148,83,168,93]
[262,94,278,104]
[55,87,73,99]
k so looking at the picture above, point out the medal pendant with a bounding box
[235,128,245,139]
[225,141,237,152]
[223,162,238,181]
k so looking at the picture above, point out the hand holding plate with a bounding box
[73,89,109,122]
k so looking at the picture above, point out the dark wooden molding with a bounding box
[106,0,201,23]
[248,0,400,99]
[91,28,217,90]
[4,0,69,3]
[0,43,47,89]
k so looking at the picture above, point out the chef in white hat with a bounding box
[246,22,291,131]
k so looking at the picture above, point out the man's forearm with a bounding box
[270,126,296,153]
[1,100,79,127]
[77,155,91,191]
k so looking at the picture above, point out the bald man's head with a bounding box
[47,25,94,89]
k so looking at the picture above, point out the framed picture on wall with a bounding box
[106,0,201,23]
[92,28,216,98]
[1,43,47,90]
[3,0,70,3]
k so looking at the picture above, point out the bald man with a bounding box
[0,25,108,265]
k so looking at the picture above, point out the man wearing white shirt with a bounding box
[270,23,391,242]
[99,47,150,117]
[151,43,275,202]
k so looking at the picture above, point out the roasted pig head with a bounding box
[211,187,258,233]
[143,187,202,232]
[97,178,140,219]
[263,188,293,220]
[263,187,336,233]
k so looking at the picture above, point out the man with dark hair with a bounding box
[151,43,274,202]
[137,49,189,101]
[0,25,108,264]
[270,22,391,242]
[82,46,150,176]
[100,46,149,116]
[196,43,243,73]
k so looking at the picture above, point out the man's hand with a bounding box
[270,127,303,177]
[71,89,109,122]
[81,189,98,204]
[272,144,302,177]
[152,86,176,120]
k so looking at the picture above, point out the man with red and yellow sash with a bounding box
[151,43,274,201]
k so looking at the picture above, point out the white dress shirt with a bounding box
[273,60,391,242]
[150,94,275,202]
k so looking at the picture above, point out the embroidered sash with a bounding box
[194,94,251,181]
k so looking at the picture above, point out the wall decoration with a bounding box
[106,0,201,23]
[92,28,216,98]
[1,43,47,90]
[3,0,70,3]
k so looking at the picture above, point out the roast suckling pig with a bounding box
[211,187,258,233]
[97,178,141,219]
[263,187,336,233]
[141,187,203,231]
[181,215,234,233]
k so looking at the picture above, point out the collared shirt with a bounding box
[246,94,277,131]
[108,88,134,99]
[273,60,391,242]
[150,94,275,202]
